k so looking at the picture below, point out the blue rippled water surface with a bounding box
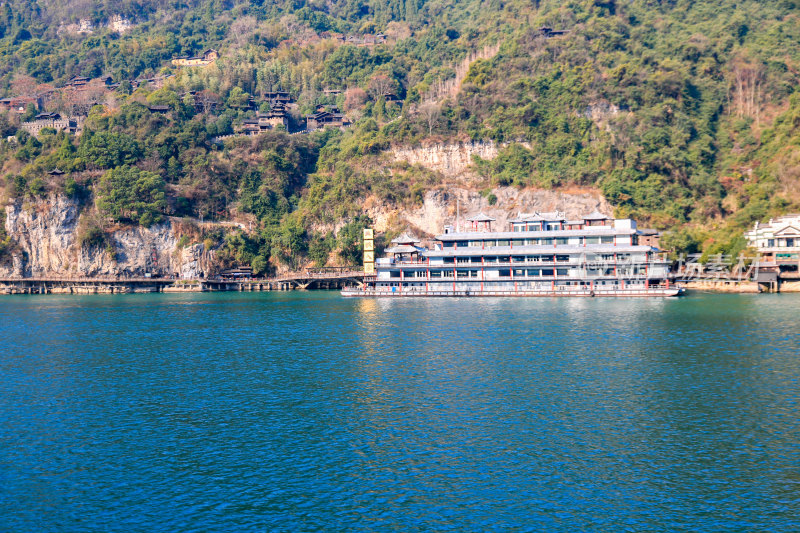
[1,292,799,531]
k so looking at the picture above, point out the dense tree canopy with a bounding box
[96,165,166,226]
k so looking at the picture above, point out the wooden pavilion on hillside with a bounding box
[466,213,496,232]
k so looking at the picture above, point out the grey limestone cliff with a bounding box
[1,195,202,278]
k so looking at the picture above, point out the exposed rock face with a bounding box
[584,100,629,132]
[4,195,80,276]
[391,140,535,180]
[178,244,205,279]
[77,223,180,277]
[584,101,622,121]
[368,186,612,236]
[392,141,500,177]
[1,195,199,278]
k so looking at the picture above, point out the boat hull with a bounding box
[342,287,684,298]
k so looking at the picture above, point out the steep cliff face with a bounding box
[2,187,611,277]
[1,195,201,278]
[391,141,501,178]
[3,195,80,276]
[367,185,612,236]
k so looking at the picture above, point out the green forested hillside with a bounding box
[2,0,800,271]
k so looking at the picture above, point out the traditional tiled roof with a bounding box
[385,245,422,254]
[510,211,567,223]
[467,213,496,222]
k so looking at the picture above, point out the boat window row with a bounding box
[509,221,614,232]
[377,279,655,289]
[439,253,642,264]
[510,222,568,231]
[443,236,631,248]
[387,267,650,279]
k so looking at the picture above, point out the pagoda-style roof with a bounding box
[538,211,566,220]
[510,214,544,223]
[385,245,422,254]
[467,213,496,222]
[391,233,418,245]
[583,211,610,220]
[510,211,566,223]
[48,168,65,175]
[34,112,60,120]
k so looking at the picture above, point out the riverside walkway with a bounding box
[0,268,368,294]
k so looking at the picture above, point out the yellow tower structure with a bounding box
[363,229,375,274]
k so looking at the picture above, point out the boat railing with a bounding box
[399,273,675,283]
[346,282,681,296]
[429,259,670,268]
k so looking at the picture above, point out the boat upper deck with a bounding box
[437,228,638,241]
[424,244,662,257]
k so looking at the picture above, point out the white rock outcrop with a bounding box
[1,195,201,278]
[391,141,501,177]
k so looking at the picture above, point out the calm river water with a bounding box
[1,292,799,531]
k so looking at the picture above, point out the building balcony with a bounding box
[759,246,800,252]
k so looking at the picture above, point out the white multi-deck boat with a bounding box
[342,211,682,297]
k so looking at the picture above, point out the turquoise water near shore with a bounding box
[1,292,799,531]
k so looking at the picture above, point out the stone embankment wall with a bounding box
[1,195,206,278]
[682,280,761,293]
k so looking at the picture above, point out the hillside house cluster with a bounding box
[64,76,90,88]
[0,97,37,113]
[21,113,83,136]
[306,106,350,130]
[237,107,289,135]
[172,49,219,67]
[264,91,294,107]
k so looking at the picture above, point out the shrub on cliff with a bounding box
[96,166,166,226]
[0,208,11,260]
[76,215,110,253]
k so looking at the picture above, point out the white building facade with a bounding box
[745,214,800,265]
